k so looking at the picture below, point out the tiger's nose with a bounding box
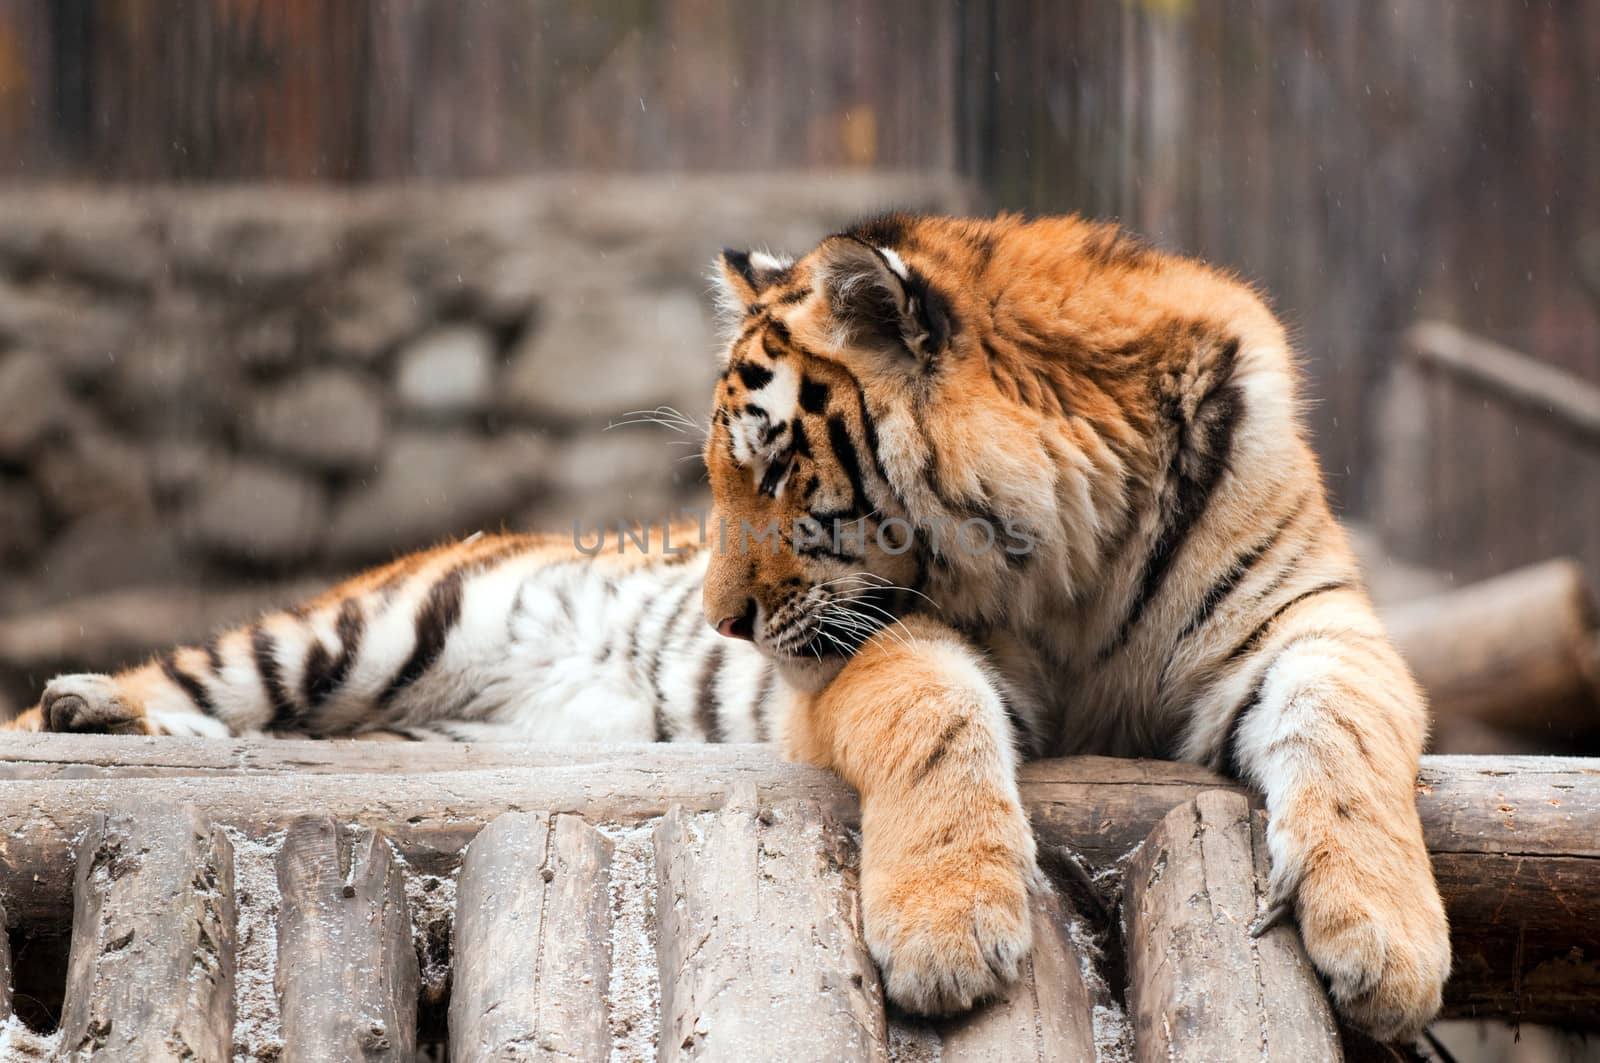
[715,600,758,641]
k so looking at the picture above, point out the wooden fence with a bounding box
[0,0,1597,574]
[0,738,1595,1058]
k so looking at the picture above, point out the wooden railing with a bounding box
[0,738,1594,1059]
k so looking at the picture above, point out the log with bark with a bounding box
[58,803,235,1061]
[449,811,614,1062]
[653,787,889,1062]
[0,741,1593,1023]
[1381,558,1600,747]
[1124,791,1340,1061]
[274,816,418,1063]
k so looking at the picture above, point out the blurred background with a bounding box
[0,3,1596,1058]
[0,3,1595,716]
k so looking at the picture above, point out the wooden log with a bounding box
[1124,791,1341,1061]
[0,898,10,1024]
[449,812,614,1062]
[58,803,235,1061]
[653,788,889,1061]
[275,816,419,1063]
[0,747,1593,1022]
[937,887,1099,1062]
[1405,321,1600,449]
[1381,559,1600,740]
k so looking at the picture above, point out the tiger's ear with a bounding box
[815,237,950,365]
[711,249,793,314]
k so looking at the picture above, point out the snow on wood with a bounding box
[59,803,235,1061]
[450,812,614,1062]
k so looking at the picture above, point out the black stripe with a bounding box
[379,568,466,706]
[826,414,871,519]
[1219,631,1379,780]
[1176,493,1310,644]
[799,376,830,414]
[252,625,298,730]
[302,598,366,709]
[791,418,812,458]
[159,653,219,718]
[1219,666,1273,779]
[1222,579,1355,667]
[649,575,702,742]
[202,636,225,676]
[911,716,970,784]
[694,644,726,742]
[736,362,774,391]
[759,452,791,497]
[761,330,789,361]
[1098,382,1243,661]
[752,663,776,742]
[722,248,757,288]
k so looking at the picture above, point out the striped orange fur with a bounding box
[13,213,1448,1041]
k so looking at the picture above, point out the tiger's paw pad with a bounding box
[42,675,149,735]
[866,856,1035,1015]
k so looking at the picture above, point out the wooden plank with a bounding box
[275,816,418,1063]
[938,886,1098,1062]
[449,812,614,1062]
[1406,321,1600,449]
[0,748,1593,1021]
[0,897,13,1023]
[653,789,889,1062]
[1124,791,1341,1062]
[1382,559,1600,739]
[58,803,235,1061]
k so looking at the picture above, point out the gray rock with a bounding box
[21,515,191,608]
[502,288,716,427]
[0,481,45,565]
[0,284,141,382]
[395,325,497,416]
[326,430,549,562]
[0,197,165,290]
[521,428,709,533]
[181,459,326,567]
[34,431,155,523]
[0,351,74,458]
[234,309,302,371]
[147,439,217,502]
[168,202,345,289]
[245,368,387,472]
[320,269,431,363]
[110,292,237,423]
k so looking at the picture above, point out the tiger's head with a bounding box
[700,214,1034,686]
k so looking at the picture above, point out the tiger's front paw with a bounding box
[42,674,151,735]
[862,832,1038,1015]
[1287,843,1450,1042]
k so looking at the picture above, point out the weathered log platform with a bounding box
[0,736,1593,1058]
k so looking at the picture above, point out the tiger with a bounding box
[10,212,1449,1042]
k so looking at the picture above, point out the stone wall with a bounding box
[0,174,970,711]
